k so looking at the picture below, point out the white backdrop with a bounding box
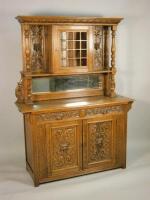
[0,0,150,199]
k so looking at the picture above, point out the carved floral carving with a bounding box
[52,126,77,170]
[26,78,32,103]
[23,26,31,72]
[86,105,122,116]
[88,121,112,162]
[38,111,80,121]
[38,106,122,121]
[15,79,24,103]
[30,25,45,72]
[93,26,103,70]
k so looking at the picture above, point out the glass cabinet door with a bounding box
[52,26,93,73]
[61,31,87,67]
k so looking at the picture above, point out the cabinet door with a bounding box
[83,115,116,170]
[52,25,93,73]
[45,120,82,177]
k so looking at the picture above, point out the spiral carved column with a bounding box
[110,25,117,97]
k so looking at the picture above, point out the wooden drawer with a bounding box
[34,105,123,123]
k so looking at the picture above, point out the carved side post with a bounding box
[104,26,110,96]
[104,26,109,70]
[22,24,31,73]
[110,25,117,97]
[15,75,32,104]
[15,79,24,103]
[24,77,32,104]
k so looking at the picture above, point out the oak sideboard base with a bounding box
[17,95,133,186]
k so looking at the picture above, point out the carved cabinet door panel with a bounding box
[45,120,82,177]
[83,115,117,170]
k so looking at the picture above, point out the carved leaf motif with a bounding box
[88,121,112,162]
[30,25,44,72]
[23,26,31,72]
[38,111,80,121]
[86,106,122,116]
[15,79,24,103]
[52,126,77,170]
[94,26,103,69]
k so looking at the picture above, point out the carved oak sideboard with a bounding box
[15,16,133,186]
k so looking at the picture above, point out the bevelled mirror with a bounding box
[32,74,103,93]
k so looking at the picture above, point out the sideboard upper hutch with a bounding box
[15,16,133,186]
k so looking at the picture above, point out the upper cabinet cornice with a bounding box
[16,16,123,25]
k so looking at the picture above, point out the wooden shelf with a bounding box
[21,70,112,77]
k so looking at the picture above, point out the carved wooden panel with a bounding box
[86,105,122,116]
[30,25,47,72]
[22,24,31,72]
[37,110,80,122]
[52,126,77,170]
[83,116,116,169]
[15,78,24,103]
[22,24,48,73]
[46,120,82,175]
[93,26,104,70]
[88,121,112,163]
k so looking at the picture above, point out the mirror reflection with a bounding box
[32,75,100,93]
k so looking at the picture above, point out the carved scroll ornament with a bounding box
[38,110,80,121]
[30,25,45,72]
[52,126,77,170]
[86,105,122,116]
[15,79,24,103]
[93,26,103,70]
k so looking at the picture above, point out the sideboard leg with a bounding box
[34,178,40,187]
[121,161,126,169]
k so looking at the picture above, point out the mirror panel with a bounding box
[32,74,102,93]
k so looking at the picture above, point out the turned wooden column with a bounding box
[104,26,110,70]
[110,25,117,97]
[104,26,110,96]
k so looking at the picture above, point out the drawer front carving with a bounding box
[86,105,122,116]
[37,110,80,121]
[36,106,122,122]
